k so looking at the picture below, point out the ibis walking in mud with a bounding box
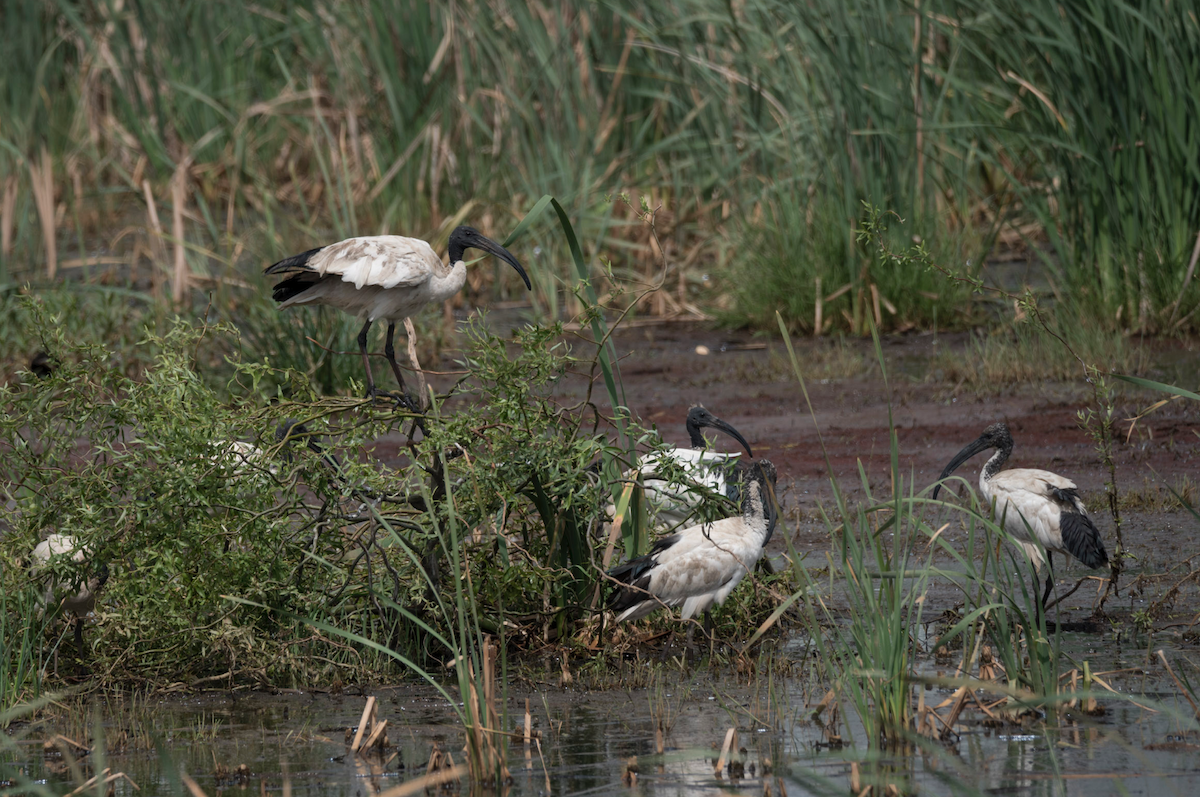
[31,533,109,659]
[265,226,530,409]
[932,422,1109,609]
[608,459,777,637]
[640,406,754,528]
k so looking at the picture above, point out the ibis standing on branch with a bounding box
[640,406,754,528]
[608,459,777,636]
[265,226,530,409]
[932,422,1109,609]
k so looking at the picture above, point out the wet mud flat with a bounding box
[380,319,1200,625]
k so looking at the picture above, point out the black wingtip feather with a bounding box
[264,246,325,275]
[607,574,652,613]
[271,272,321,303]
[1060,511,1108,569]
[605,534,679,611]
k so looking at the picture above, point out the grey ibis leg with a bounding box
[74,616,89,675]
[1041,552,1056,611]
[357,319,380,398]
[383,322,423,414]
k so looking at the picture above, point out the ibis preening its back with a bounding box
[31,533,109,656]
[932,422,1108,608]
[641,406,754,528]
[265,226,530,408]
[608,459,777,628]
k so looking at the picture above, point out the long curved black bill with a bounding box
[762,474,780,545]
[931,436,991,499]
[704,417,754,458]
[474,235,531,290]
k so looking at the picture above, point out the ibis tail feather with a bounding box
[270,272,323,304]
[1060,511,1108,569]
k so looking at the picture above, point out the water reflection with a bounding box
[3,670,1200,796]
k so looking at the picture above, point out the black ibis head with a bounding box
[30,351,54,378]
[447,226,531,290]
[932,422,1013,499]
[94,560,111,591]
[684,406,753,456]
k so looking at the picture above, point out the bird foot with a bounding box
[393,392,425,416]
[364,386,407,404]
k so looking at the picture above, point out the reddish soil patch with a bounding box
[379,319,1200,604]
[590,323,1198,504]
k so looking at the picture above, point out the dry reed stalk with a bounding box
[428,124,442,225]
[465,638,509,784]
[351,696,376,752]
[63,769,139,797]
[524,698,531,746]
[171,157,190,305]
[913,0,924,198]
[1,175,17,258]
[814,276,823,337]
[1167,230,1200,324]
[714,727,737,775]
[655,721,664,755]
[533,736,551,792]
[28,147,57,278]
[368,124,429,202]
[1156,650,1198,717]
[141,179,166,296]
[593,35,634,155]
[180,773,208,797]
[621,756,638,786]
[403,317,427,409]
[362,719,388,751]
[375,764,468,797]
[808,688,835,719]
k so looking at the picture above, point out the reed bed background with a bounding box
[1,0,1197,341]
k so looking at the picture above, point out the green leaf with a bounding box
[1113,374,1200,401]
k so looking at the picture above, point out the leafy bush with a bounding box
[1,291,734,687]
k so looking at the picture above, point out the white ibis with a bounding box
[31,533,108,657]
[265,226,530,408]
[932,422,1109,609]
[608,459,777,635]
[211,440,269,474]
[640,406,754,528]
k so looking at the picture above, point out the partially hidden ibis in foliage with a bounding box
[211,421,339,478]
[265,226,530,409]
[932,422,1109,609]
[31,533,109,658]
[608,459,778,635]
[640,406,754,528]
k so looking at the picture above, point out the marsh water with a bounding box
[9,627,1200,797]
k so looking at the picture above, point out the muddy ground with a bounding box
[379,318,1200,593]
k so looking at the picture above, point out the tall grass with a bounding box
[0,574,47,719]
[964,0,1200,330]
[1,1,1196,337]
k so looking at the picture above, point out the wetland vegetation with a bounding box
[3,1,1200,795]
